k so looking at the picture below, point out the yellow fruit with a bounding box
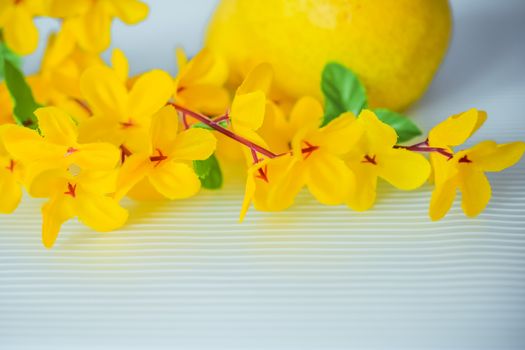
[206,0,452,111]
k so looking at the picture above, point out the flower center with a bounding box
[255,165,269,183]
[362,154,377,165]
[64,183,77,198]
[458,155,472,163]
[120,145,132,164]
[301,141,319,160]
[149,148,168,167]
[5,159,16,173]
[120,119,135,129]
[65,147,78,156]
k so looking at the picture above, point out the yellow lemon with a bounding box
[206,0,452,111]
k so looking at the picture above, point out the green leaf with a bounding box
[321,62,367,126]
[193,154,223,189]
[192,120,228,130]
[373,108,422,143]
[2,58,40,129]
[0,42,21,80]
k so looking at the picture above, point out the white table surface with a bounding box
[2,0,525,349]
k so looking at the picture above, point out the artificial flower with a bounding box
[427,109,525,220]
[427,108,487,184]
[78,65,174,159]
[0,83,14,125]
[240,154,297,221]
[268,112,363,209]
[48,0,149,52]
[215,63,272,164]
[345,110,431,211]
[0,126,23,213]
[28,25,103,121]
[259,96,324,154]
[116,106,216,200]
[2,106,119,179]
[29,168,128,248]
[429,141,525,220]
[0,0,48,55]
[174,48,229,116]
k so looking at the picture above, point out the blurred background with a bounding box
[3,0,525,349]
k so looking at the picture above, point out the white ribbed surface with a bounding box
[3,0,525,349]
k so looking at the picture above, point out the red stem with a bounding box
[168,103,277,159]
[395,144,453,159]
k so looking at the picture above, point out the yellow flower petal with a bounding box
[459,167,491,218]
[127,177,165,201]
[35,107,78,146]
[178,48,227,87]
[377,149,430,190]
[68,2,111,52]
[41,196,75,249]
[359,110,398,153]
[29,169,69,198]
[305,152,352,205]
[80,66,128,117]
[428,108,484,147]
[148,162,201,200]
[288,96,324,133]
[469,141,525,172]
[74,190,128,232]
[177,85,230,116]
[111,48,129,83]
[110,0,149,24]
[48,0,91,17]
[77,170,119,195]
[315,112,362,155]
[237,63,273,95]
[3,6,38,55]
[240,169,257,222]
[73,143,120,170]
[150,106,179,152]
[0,171,22,214]
[429,178,458,221]
[175,47,188,72]
[115,153,150,200]
[346,164,377,211]
[170,128,216,161]
[231,91,266,131]
[2,125,63,163]
[128,70,174,121]
[267,157,305,210]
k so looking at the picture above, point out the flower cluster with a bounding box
[0,0,524,248]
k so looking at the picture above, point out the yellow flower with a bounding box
[268,112,363,209]
[0,0,47,55]
[29,168,128,248]
[240,154,298,221]
[429,141,525,220]
[174,48,229,116]
[28,26,103,121]
[78,65,174,158]
[428,109,525,220]
[215,63,271,164]
[116,106,216,200]
[0,83,14,125]
[2,107,120,179]
[48,0,149,52]
[346,110,431,211]
[0,126,23,213]
[259,96,324,154]
[427,108,487,184]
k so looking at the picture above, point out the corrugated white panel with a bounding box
[2,0,525,349]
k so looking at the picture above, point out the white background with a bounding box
[3,0,525,349]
